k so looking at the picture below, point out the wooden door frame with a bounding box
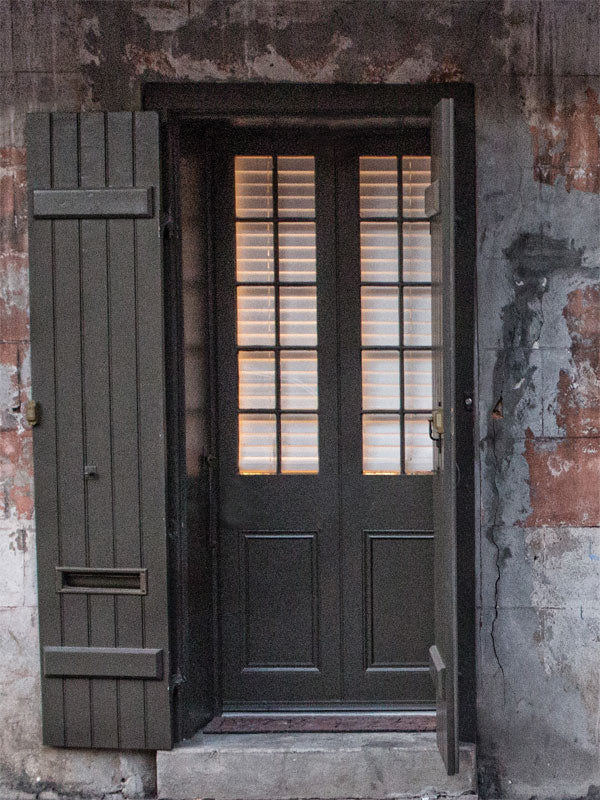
[146,82,476,745]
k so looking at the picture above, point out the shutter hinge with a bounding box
[161,212,174,235]
[25,400,40,426]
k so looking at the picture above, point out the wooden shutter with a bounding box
[425,99,459,774]
[27,112,172,750]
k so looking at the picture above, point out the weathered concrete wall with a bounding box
[0,1,598,798]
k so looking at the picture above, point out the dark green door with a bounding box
[213,129,435,710]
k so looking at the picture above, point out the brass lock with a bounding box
[432,407,444,435]
[25,400,40,426]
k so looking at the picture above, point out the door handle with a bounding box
[428,417,439,441]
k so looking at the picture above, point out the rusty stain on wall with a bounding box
[525,285,600,528]
[530,87,600,193]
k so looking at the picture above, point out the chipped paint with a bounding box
[530,87,600,193]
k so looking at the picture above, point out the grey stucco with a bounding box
[0,1,599,798]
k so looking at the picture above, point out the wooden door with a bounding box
[337,135,435,706]
[212,128,435,710]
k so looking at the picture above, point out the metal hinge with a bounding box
[203,452,218,469]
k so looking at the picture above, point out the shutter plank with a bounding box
[134,112,172,749]
[27,114,65,746]
[52,113,92,748]
[107,112,146,749]
[80,112,119,749]
[28,111,171,750]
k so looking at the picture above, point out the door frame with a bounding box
[144,82,476,744]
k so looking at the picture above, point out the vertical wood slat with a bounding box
[80,112,119,748]
[51,113,92,749]
[134,112,171,749]
[27,114,65,746]
[107,112,146,750]
[28,111,172,750]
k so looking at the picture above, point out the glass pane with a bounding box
[237,286,276,346]
[235,156,273,218]
[281,351,318,410]
[280,286,317,346]
[402,156,430,218]
[236,222,274,282]
[359,156,398,218]
[363,414,401,474]
[403,287,432,346]
[278,222,316,282]
[238,351,276,410]
[405,415,433,473]
[360,221,398,282]
[404,351,432,410]
[239,413,277,474]
[361,287,399,346]
[277,156,315,218]
[362,351,400,411]
[402,222,431,282]
[281,414,319,473]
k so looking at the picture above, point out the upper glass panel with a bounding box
[277,156,316,218]
[360,221,399,283]
[359,156,398,218]
[361,286,399,346]
[237,286,276,346]
[238,351,276,410]
[402,156,430,218]
[236,221,274,282]
[278,222,316,282]
[402,222,431,282]
[235,156,273,218]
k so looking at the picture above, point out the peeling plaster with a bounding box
[530,87,600,194]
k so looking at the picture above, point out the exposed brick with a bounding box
[0,252,29,342]
[525,432,600,527]
[530,87,600,193]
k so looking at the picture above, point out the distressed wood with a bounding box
[429,98,459,775]
[33,187,153,218]
[27,111,172,751]
[44,647,164,679]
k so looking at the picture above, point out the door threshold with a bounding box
[203,713,435,733]
[157,732,476,800]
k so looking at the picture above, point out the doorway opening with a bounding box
[149,81,476,747]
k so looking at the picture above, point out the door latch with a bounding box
[25,400,40,427]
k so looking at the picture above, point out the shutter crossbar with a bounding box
[33,187,154,219]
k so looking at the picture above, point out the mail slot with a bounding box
[56,567,147,595]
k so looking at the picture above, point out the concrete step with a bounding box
[156,731,477,800]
